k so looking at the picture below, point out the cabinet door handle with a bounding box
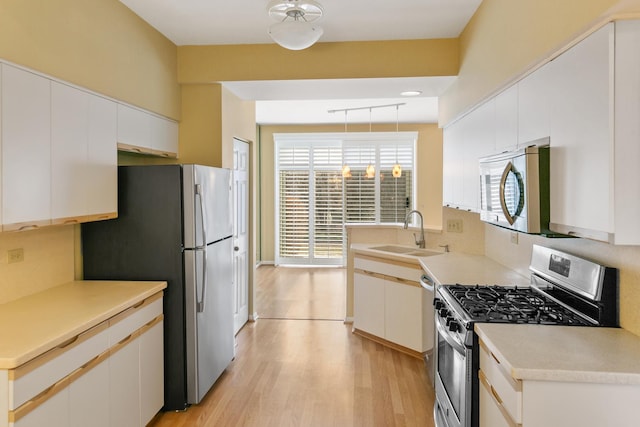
[490,384,503,404]
[18,224,39,231]
[57,334,79,349]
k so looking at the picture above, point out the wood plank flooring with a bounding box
[150,266,435,427]
[256,266,346,320]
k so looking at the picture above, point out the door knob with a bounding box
[234,246,240,251]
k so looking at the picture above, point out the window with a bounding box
[275,132,416,266]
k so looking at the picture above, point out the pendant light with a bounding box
[365,108,375,179]
[392,105,402,178]
[341,110,351,178]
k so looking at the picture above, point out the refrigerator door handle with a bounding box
[196,247,208,313]
[195,183,208,249]
[195,183,208,313]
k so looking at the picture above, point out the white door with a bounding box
[233,138,250,334]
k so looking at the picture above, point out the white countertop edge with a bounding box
[476,324,640,386]
[511,367,640,385]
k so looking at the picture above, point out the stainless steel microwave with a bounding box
[479,139,550,234]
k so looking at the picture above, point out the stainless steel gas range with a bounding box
[432,245,618,427]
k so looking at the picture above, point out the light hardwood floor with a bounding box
[151,266,435,427]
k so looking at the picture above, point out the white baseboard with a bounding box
[343,317,354,324]
[249,312,259,321]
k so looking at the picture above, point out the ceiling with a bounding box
[119,0,482,124]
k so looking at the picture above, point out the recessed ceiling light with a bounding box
[401,90,422,97]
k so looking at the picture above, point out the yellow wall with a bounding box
[258,123,442,263]
[0,0,179,303]
[221,86,257,168]
[439,0,638,125]
[178,39,459,83]
[0,0,180,119]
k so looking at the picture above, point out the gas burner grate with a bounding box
[444,284,592,326]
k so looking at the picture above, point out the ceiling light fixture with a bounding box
[267,0,324,51]
[401,90,422,97]
[330,103,407,180]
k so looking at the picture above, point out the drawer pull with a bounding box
[118,333,134,345]
[57,335,79,349]
[490,384,503,404]
[18,224,39,231]
[133,298,146,309]
[491,351,501,364]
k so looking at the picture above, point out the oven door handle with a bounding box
[435,315,466,355]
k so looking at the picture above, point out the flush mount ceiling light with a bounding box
[267,0,324,50]
[400,90,422,97]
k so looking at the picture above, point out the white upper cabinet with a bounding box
[612,20,640,244]
[0,63,117,232]
[518,60,553,145]
[117,103,178,158]
[494,85,518,151]
[51,82,117,224]
[117,104,151,151]
[443,20,640,244]
[1,64,52,231]
[51,82,90,224]
[87,95,118,219]
[548,24,613,240]
[442,98,496,212]
[150,115,179,158]
[548,21,640,244]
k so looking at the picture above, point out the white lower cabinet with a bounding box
[69,358,109,427]
[109,337,141,427]
[13,385,69,427]
[384,279,423,352]
[3,293,164,427]
[353,255,429,354]
[478,337,640,427]
[353,271,385,338]
[139,322,164,425]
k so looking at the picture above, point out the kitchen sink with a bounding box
[370,245,443,257]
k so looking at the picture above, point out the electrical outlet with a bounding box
[447,219,463,233]
[8,248,24,264]
[510,232,519,245]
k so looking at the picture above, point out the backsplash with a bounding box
[0,226,75,305]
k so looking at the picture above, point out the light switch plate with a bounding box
[447,219,463,233]
[510,232,519,245]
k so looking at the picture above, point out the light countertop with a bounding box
[0,280,166,369]
[476,323,640,385]
[418,251,529,286]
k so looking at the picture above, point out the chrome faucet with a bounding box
[403,210,425,248]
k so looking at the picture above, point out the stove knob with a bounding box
[438,308,449,318]
[434,300,443,310]
[448,320,459,333]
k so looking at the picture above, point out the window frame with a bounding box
[274,132,417,266]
